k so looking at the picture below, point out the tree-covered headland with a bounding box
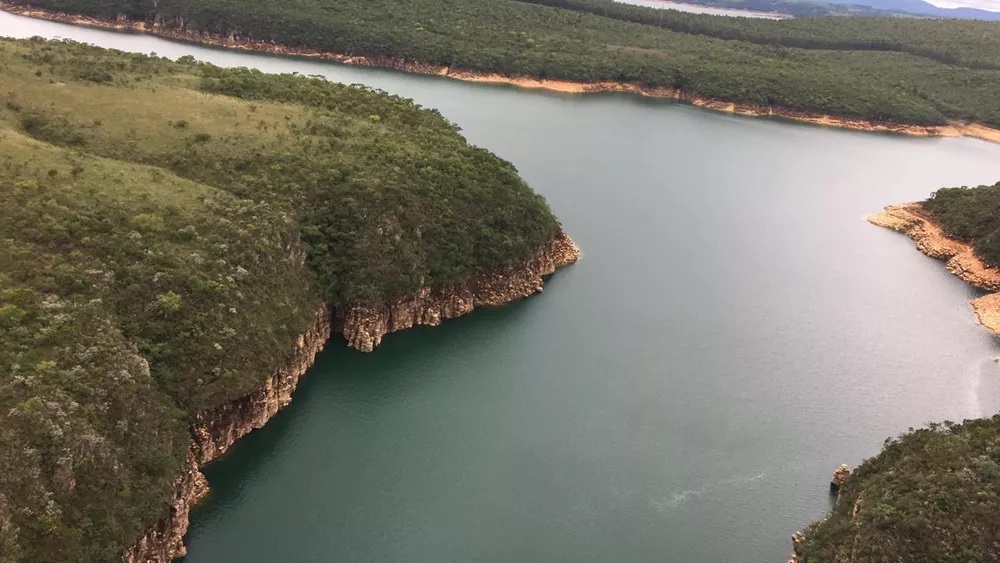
[0,37,559,561]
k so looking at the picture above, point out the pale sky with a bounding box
[925,0,1000,10]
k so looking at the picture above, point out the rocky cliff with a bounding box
[122,305,332,563]
[787,465,853,563]
[334,229,580,352]
[119,231,579,561]
[867,203,1000,333]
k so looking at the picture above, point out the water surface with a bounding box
[4,12,1000,562]
[614,0,788,18]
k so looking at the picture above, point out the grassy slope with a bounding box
[0,37,559,561]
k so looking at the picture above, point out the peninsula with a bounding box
[0,38,576,562]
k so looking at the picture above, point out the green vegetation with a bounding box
[923,182,1000,266]
[794,416,1000,563]
[10,0,1000,126]
[0,37,558,561]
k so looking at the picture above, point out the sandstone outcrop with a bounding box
[829,464,850,492]
[334,229,580,352]
[122,305,331,563]
[787,464,852,563]
[867,203,1000,334]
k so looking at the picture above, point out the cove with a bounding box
[5,11,1000,562]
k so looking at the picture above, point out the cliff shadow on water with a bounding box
[183,276,577,542]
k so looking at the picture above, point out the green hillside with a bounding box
[0,37,559,561]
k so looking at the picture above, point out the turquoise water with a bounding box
[4,12,1000,562]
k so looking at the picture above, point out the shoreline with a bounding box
[4,3,1000,145]
[123,232,579,561]
[866,203,1000,335]
[791,208,1000,562]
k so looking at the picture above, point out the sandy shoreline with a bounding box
[3,3,1000,145]
[867,203,1000,334]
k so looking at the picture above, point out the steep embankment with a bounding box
[336,230,579,351]
[124,306,329,562]
[4,2,1000,144]
[866,203,1000,333]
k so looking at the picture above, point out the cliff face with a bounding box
[334,229,580,352]
[787,465,853,563]
[121,449,208,563]
[122,305,331,563]
[119,231,579,561]
[189,307,332,465]
[867,203,1000,334]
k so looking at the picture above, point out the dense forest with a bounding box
[0,37,559,561]
[8,0,1000,126]
[793,416,1000,562]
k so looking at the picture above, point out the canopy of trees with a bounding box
[0,38,558,562]
[9,0,1000,126]
[923,182,1000,266]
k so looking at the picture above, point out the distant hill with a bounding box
[614,0,1000,20]
[824,0,1000,20]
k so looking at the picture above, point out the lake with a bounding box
[3,11,1000,562]
[614,0,788,19]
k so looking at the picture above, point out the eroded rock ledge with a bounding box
[787,465,853,563]
[334,229,581,352]
[123,304,331,563]
[866,203,1000,334]
[120,232,579,561]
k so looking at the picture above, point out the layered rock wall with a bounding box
[334,229,580,352]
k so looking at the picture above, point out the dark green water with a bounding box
[6,12,1000,562]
